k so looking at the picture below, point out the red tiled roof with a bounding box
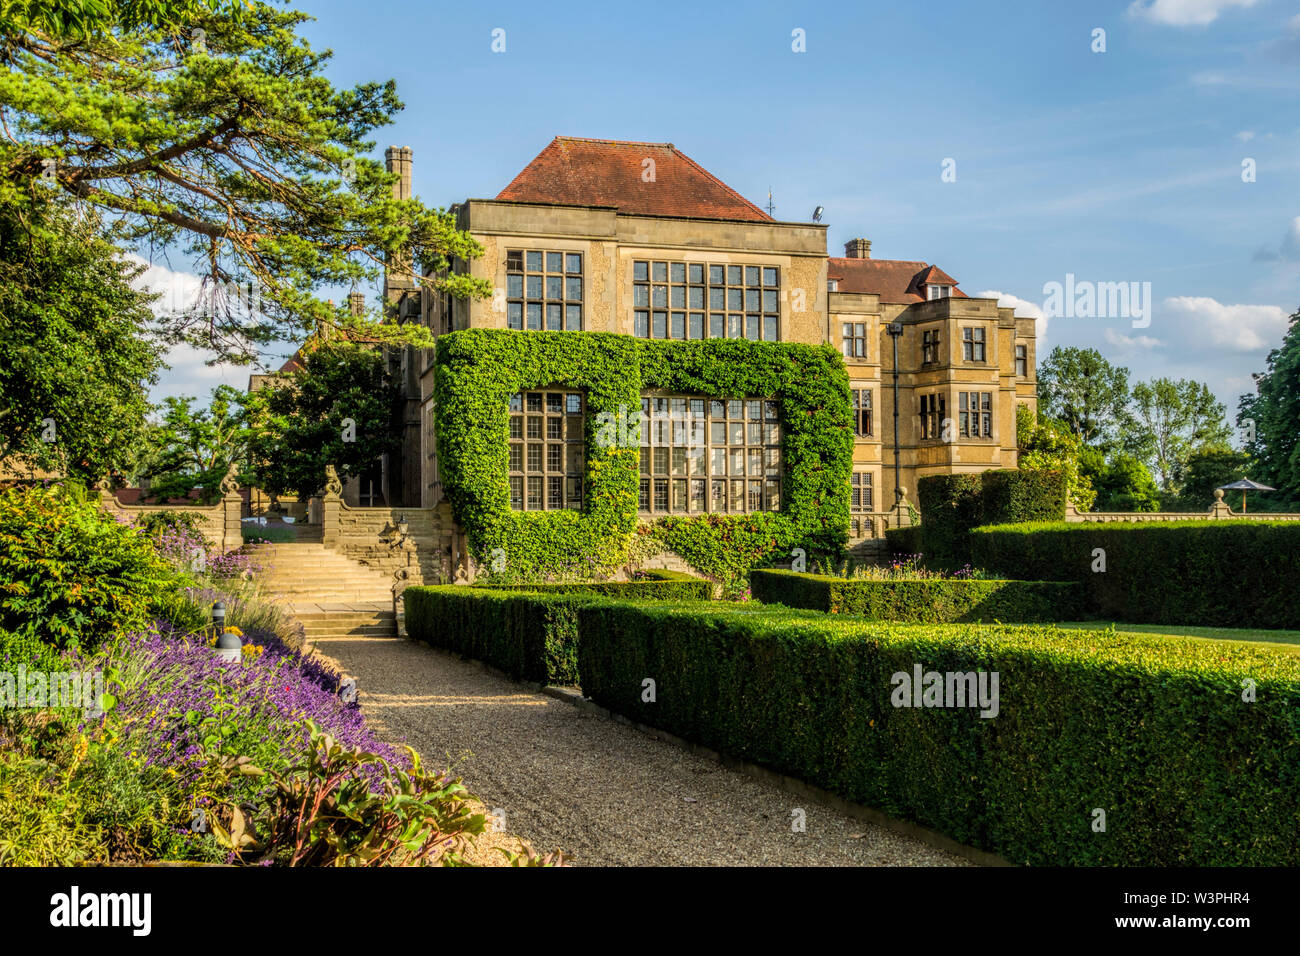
[828,257,967,303]
[496,137,773,222]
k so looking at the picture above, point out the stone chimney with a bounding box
[844,238,872,259]
[384,145,413,201]
[348,290,365,317]
[384,146,415,293]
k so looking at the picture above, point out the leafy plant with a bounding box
[434,330,853,586]
[0,483,177,668]
[210,724,486,867]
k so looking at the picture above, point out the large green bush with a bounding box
[979,469,1066,524]
[0,484,177,667]
[404,586,589,685]
[971,519,1300,629]
[916,474,983,569]
[916,470,1065,568]
[749,569,1083,622]
[884,526,923,556]
[433,330,853,586]
[569,598,1300,865]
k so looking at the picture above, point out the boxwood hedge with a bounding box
[404,586,589,685]
[573,599,1300,866]
[917,470,1065,569]
[749,569,1083,623]
[971,519,1300,629]
[472,569,712,601]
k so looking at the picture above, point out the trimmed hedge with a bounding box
[749,569,1083,623]
[979,469,1066,524]
[917,470,1066,568]
[573,598,1300,866]
[404,586,587,685]
[884,526,923,556]
[971,519,1300,629]
[916,474,983,569]
[473,569,711,601]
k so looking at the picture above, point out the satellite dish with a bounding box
[812,206,824,222]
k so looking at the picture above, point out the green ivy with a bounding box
[434,330,853,583]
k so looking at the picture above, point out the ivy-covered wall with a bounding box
[433,329,853,584]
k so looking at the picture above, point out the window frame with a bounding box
[637,393,781,515]
[632,260,780,342]
[507,388,586,511]
[506,249,583,332]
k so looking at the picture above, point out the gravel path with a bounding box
[309,633,970,867]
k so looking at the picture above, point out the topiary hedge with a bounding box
[472,570,711,601]
[970,519,1300,629]
[916,470,1065,569]
[884,526,923,557]
[916,474,983,569]
[979,469,1066,524]
[433,330,853,586]
[749,569,1083,622]
[404,586,588,685]
[572,598,1300,866]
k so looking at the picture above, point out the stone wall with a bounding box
[315,487,457,586]
[96,480,242,552]
[1065,491,1300,523]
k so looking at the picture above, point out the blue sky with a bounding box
[148,0,1300,423]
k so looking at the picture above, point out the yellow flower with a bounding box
[224,626,244,637]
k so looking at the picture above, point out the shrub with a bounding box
[404,586,588,685]
[916,474,983,569]
[0,484,177,668]
[884,526,923,556]
[749,569,1083,622]
[570,598,1300,865]
[970,519,1300,629]
[474,571,711,601]
[0,752,104,865]
[979,469,1065,524]
[916,470,1066,568]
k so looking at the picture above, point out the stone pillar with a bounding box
[1209,489,1235,520]
[321,464,343,548]
[218,463,243,552]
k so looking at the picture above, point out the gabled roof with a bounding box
[827,257,968,303]
[496,137,773,222]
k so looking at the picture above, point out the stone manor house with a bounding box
[263,137,1037,565]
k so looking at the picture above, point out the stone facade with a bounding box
[355,139,1035,570]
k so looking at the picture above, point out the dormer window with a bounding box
[927,284,952,301]
[828,279,839,292]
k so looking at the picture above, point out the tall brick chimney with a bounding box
[384,145,413,201]
[384,146,415,294]
[348,290,365,317]
[844,238,872,259]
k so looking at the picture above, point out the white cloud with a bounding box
[1159,296,1289,351]
[124,253,261,402]
[1104,328,1163,350]
[976,289,1048,343]
[1235,129,1256,142]
[125,252,206,316]
[1128,0,1259,27]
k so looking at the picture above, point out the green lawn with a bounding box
[1058,620,1300,654]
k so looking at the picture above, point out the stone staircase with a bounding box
[242,540,399,644]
